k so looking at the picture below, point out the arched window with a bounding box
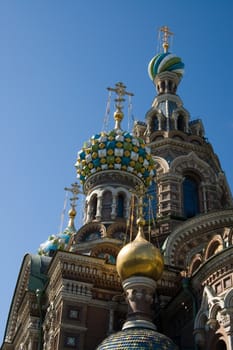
[190,259,202,274]
[117,193,125,218]
[183,176,200,218]
[177,115,185,131]
[150,116,158,131]
[90,195,97,220]
[205,239,223,260]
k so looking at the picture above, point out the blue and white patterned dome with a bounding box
[38,209,76,256]
[96,328,178,350]
[75,129,155,187]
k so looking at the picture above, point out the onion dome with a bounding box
[116,220,164,281]
[38,207,76,256]
[96,327,178,350]
[75,129,155,187]
[148,52,184,80]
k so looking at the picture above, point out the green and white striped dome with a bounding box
[148,52,184,80]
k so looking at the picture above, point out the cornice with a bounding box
[164,209,233,266]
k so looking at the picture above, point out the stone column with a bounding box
[122,276,156,331]
[111,195,117,220]
[96,195,102,221]
[86,199,92,223]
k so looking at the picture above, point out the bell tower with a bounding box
[134,26,232,243]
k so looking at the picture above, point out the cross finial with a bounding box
[64,182,82,209]
[107,82,134,130]
[160,25,173,53]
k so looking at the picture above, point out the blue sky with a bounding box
[0,0,232,342]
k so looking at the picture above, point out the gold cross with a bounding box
[64,182,82,208]
[160,26,173,53]
[107,82,134,112]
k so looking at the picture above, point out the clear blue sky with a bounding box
[0,0,232,342]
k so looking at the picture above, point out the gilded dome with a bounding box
[116,229,164,281]
[148,52,184,80]
[96,327,178,349]
[75,129,155,187]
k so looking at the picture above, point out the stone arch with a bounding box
[115,187,131,219]
[163,209,233,266]
[75,222,106,243]
[169,130,187,141]
[172,107,190,132]
[146,108,166,134]
[205,235,224,261]
[170,152,216,183]
[153,156,169,176]
[171,152,217,215]
[209,302,223,321]
[188,135,204,145]
[189,254,202,275]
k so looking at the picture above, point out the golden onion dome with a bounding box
[116,227,164,281]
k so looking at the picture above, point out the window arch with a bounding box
[177,115,185,131]
[152,116,159,131]
[89,194,97,220]
[183,175,200,218]
[190,258,202,275]
[205,238,223,260]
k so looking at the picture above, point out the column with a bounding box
[96,195,102,221]
[111,195,117,220]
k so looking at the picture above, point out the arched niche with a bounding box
[205,236,223,261]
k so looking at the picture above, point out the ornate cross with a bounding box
[160,25,173,53]
[107,82,134,112]
[64,182,82,208]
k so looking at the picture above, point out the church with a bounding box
[1,26,233,350]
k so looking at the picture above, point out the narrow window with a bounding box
[177,115,185,131]
[183,176,199,218]
[90,195,97,220]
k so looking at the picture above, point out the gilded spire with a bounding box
[135,184,147,238]
[160,25,173,53]
[107,82,134,130]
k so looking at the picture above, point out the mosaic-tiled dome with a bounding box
[148,52,184,80]
[96,328,178,349]
[38,208,76,256]
[75,129,155,187]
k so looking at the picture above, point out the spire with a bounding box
[107,82,134,130]
[64,182,82,230]
[160,25,173,53]
[135,184,147,239]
